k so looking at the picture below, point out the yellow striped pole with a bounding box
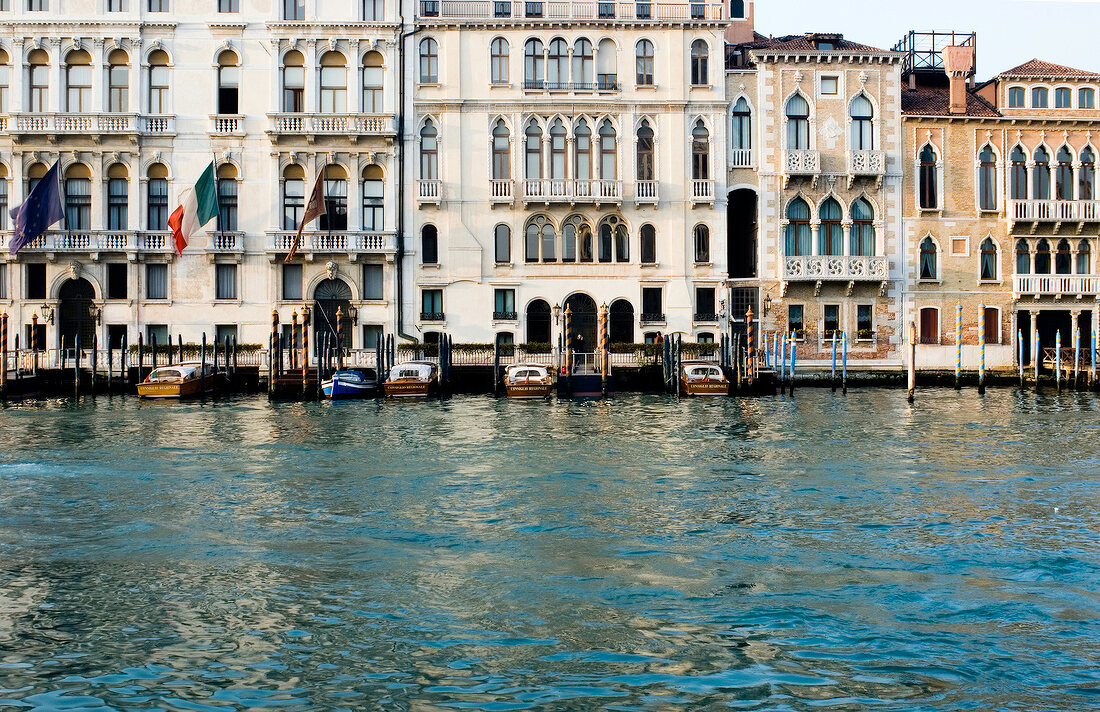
[954,303,962,390]
[978,304,986,394]
[746,306,755,383]
[563,305,572,375]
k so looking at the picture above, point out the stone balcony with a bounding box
[206,232,245,256]
[6,230,176,258]
[635,180,658,205]
[782,255,889,294]
[9,113,139,142]
[729,148,753,169]
[490,179,514,204]
[418,0,726,20]
[210,114,245,137]
[266,113,397,143]
[1009,200,1100,231]
[690,179,714,206]
[783,149,820,187]
[418,179,442,205]
[847,150,885,188]
[521,178,622,206]
[1014,273,1100,298]
[266,230,397,260]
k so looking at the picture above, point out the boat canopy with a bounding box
[507,366,548,382]
[684,364,724,380]
[147,364,202,381]
[333,369,372,384]
[389,362,435,381]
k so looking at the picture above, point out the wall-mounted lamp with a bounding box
[347,305,358,324]
[762,292,772,317]
[40,303,55,325]
[552,304,562,324]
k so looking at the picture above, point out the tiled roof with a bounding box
[901,86,1001,118]
[740,34,886,53]
[998,59,1100,79]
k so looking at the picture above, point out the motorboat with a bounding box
[137,362,217,399]
[680,360,730,396]
[322,367,379,399]
[382,360,439,398]
[504,363,553,399]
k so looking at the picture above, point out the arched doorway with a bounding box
[313,278,352,353]
[609,299,634,344]
[58,278,95,350]
[728,188,758,278]
[563,293,597,351]
[526,299,551,345]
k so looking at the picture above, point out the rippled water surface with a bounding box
[0,389,1098,711]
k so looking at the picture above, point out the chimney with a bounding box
[943,46,974,115]
[724,1,755,45]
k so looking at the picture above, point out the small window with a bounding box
[146,324,168,347]
[421,289,443,319]
[983,307,1000,345]
[493,288,516,318]
[640,224,656,264]
[980,238,997,281]
[820,76,838,95]
[1032,87,1048,108]
[1079,88,1095,109]
[363,263,384,300]
[107,263,127,300]
[0,264,6,300]
[215,263,237,300]
[363,324,384,349]
[950,237,969,257]
[823,304,839,337]
[26,264,46,300]
[856,305,873,341]
[1008,87,1024,108]
[146,263,168,299]
[422,224,438,264]
[282,263,302,300]
[919,307,939,345]
[919,237,937,280]
[1055,87,1072,109]
[494,224,510,263]
[641,287,663,320]
[218,0,237,12]
[419,38,438,83]
[787,304,804,339]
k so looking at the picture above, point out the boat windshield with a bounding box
[147,368,186,381]
[511,369,544,380]
[335,370,366,383]
[687,366,723,379]
[390,363,432,380]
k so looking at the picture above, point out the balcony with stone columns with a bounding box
[1014,273,1100,299]
[1009,200,1100,233]
[782,254,890,296]
[10,113,139,143]
[266,113,397,143]
[265,230,397,260]
[521,178,622,207]
[783,149,820,188]
[5,230,176,259]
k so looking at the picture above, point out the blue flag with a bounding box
[9,161,64,255]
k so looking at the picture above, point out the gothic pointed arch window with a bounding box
[420,120,438,180]
[549,118,567,181]
[978,145,997,210]
[574,119,592,180]
[1056,146,1074,201]
[1056,238,1072,275]
[524,215,553,263]
[1010,146,1028,200]
[1081,147,1096,200]
[492,120,510,180]
[731,97,751,152]
[818,198,842,256]
[980,237,997,280]
[562,214,589,263]
[851,198,874,256]
[636,120,654,181]
[598,215,628,263]
[599,120,617,180]
[525,120,542,179]
[1015,239,1030,274]
[785,198,810,256]
[919,145,938,209]
[919,237,937,280]
[1077,239,1091,274]
[785,94,809,149]
[691,120,709,180]
[1033,146,1051,200]
[1035,238,1051,274]
[849,94,873,150]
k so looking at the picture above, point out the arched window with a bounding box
[785,198,811,256]
[491,120,510,180]
[524,215,552,263]
[640,224,656,264]
[689,39,708,86]
[572,39,593,88]
[524,39,544,89]
[1032,86,1048,108]
[818,198,842,256]
[1033,146,1051,200]
[1015,239,1030,275]
[422,224,438,264]
[420,120,438,180]
[541,213,556,262]
[1008,86,1024,108]
[574,119,591,180]
[64,164,91,230]
[283,164,304,230]
[0,167,6,232]
[919,237,937,280]
[0,49,9,114]
[562,214,588,263]
[1081,147,1095,200]
[362,165,383,231]
[636,120,654,181]
[419,38,438,83]
[547,38,568,88]
[851,198,874,256]
[635,40,653,86]
[494,224,510,263]
[490,38,509,85]
[1080,88,1096,109]
[596,38,616,90]
[599,120,617,179]
[598,216,628,262]
[693,224,709,263]
[549,119,567,181]
[282,50,304,112]
[978,146,997,210]
[107,163,128,230]
[524,121,542,179]
[691,120,709,180]
[217,51,239,114]
[1010,146,1028,200]
[146,163,169,231]
[1056,87,1072,109]
[731,97,751,152]
[147,49,169,114]
[362,51,383,113]
[1056,146,1074,201]
[28,49,49,113]
[65,49,92,112]
[216,164,238,232]
[319,52,347,113]
[1056,238,1072,275]
[785,94,809,149]
[849,94,873,150]
[980,237,997,280]
[919,145,938,209]
[107,49,129,113]
[1035,238,1051,274]
[1077,240,1091,274]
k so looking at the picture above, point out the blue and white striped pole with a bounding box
[1056,329,1062,390]
[1033,328,1040,386]
[831,331,838,392]
[954,303,963,390]
[1092,330,1097,390]
[779,332,786,392]
[978,304,986,394]
[789,331,797,395]
[1018,328,1024,389]
[842,330,848,394]
[1073,326,1081,390]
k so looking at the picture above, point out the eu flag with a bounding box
[9,161,64,255]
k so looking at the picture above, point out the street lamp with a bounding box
[40,303,55,324]
[552,304,561,324]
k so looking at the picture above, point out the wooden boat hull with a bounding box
[322,377,378,399]
[681,378,730,396]
[506,382,554,399]
[383,380,436,398]
[137,375,213,399]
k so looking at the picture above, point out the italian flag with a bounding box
[167,161,219,256]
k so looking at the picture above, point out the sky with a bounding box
[751,0,1100,79]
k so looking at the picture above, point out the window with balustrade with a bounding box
[849,94,873,150]
[320,52,347,114]
[851,198,874,256]
[147,50,169,114]
[599,120,617,180]
[596,38,616,90]
[690,39,708,86]
[64,164,91,231]
[148,0,167,9]
[420,120,438,180]
[494,289,516,320]
[147,164,168,230]
[573,39,593,89]
[549,119,567,182]
[1080,88,1096,109]
[1015,239,1030,274]
[642,288,663,323]
[978,145,997,210]
[524,39,543,89]
[319,165,347,231]
[979,237,997,281]
[1035,238,1051,274]
[1032,87,1048,108]
[1033,146,1051,200]
[107,166,128,231]
[108,50,129,113]
[216,164,238,232]
[691,120,709,180]
[282,165,304,230]
[421,224,438,264]
[490,38,509,85]
[65,50,92,112]
[635,40,653,87]
[1081,147,1095,200]
[919,237,937,280]
[1010,146,1028,199]
[818,198,842,256]
[731,97,750,153]
[786,94,809,149]
[217,51,239,114]
[492,120,510,180]
[785,198,810,256]
[420,38,438,83]
[636,121,654,181]
[693,224,709,263]
[640,224,655,264]
[421,289,443,320]
[0,169,6,231]
[494,224,510,263]
[218,0,238,11]
[919,145,938,209]
[362,165,383,231]
[282,50,304,112]
[1077,240,1091,274]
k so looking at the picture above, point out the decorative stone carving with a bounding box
[68,262,82,280]
[325,261,338,280]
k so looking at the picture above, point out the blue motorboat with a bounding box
[322,368,379,399]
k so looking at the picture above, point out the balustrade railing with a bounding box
[785,149,820,174]
[1009,199,1100,222]
[7,230,138,253]
[266,230,396,253]
[1013,273,1100,296]
[848,150,885,175]
[419,0,724,20]
[522,178,622,202]
[635,180,658,202]
[418,179,442,202]
[13,113,137,134]
[730,148,753,168]
[211,115,244,134]
[691,179,715,203]
[490,179,514,201]
[783,255,889,281]
[268,113,396,135]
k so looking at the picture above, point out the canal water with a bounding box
[0,390,1097,711]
